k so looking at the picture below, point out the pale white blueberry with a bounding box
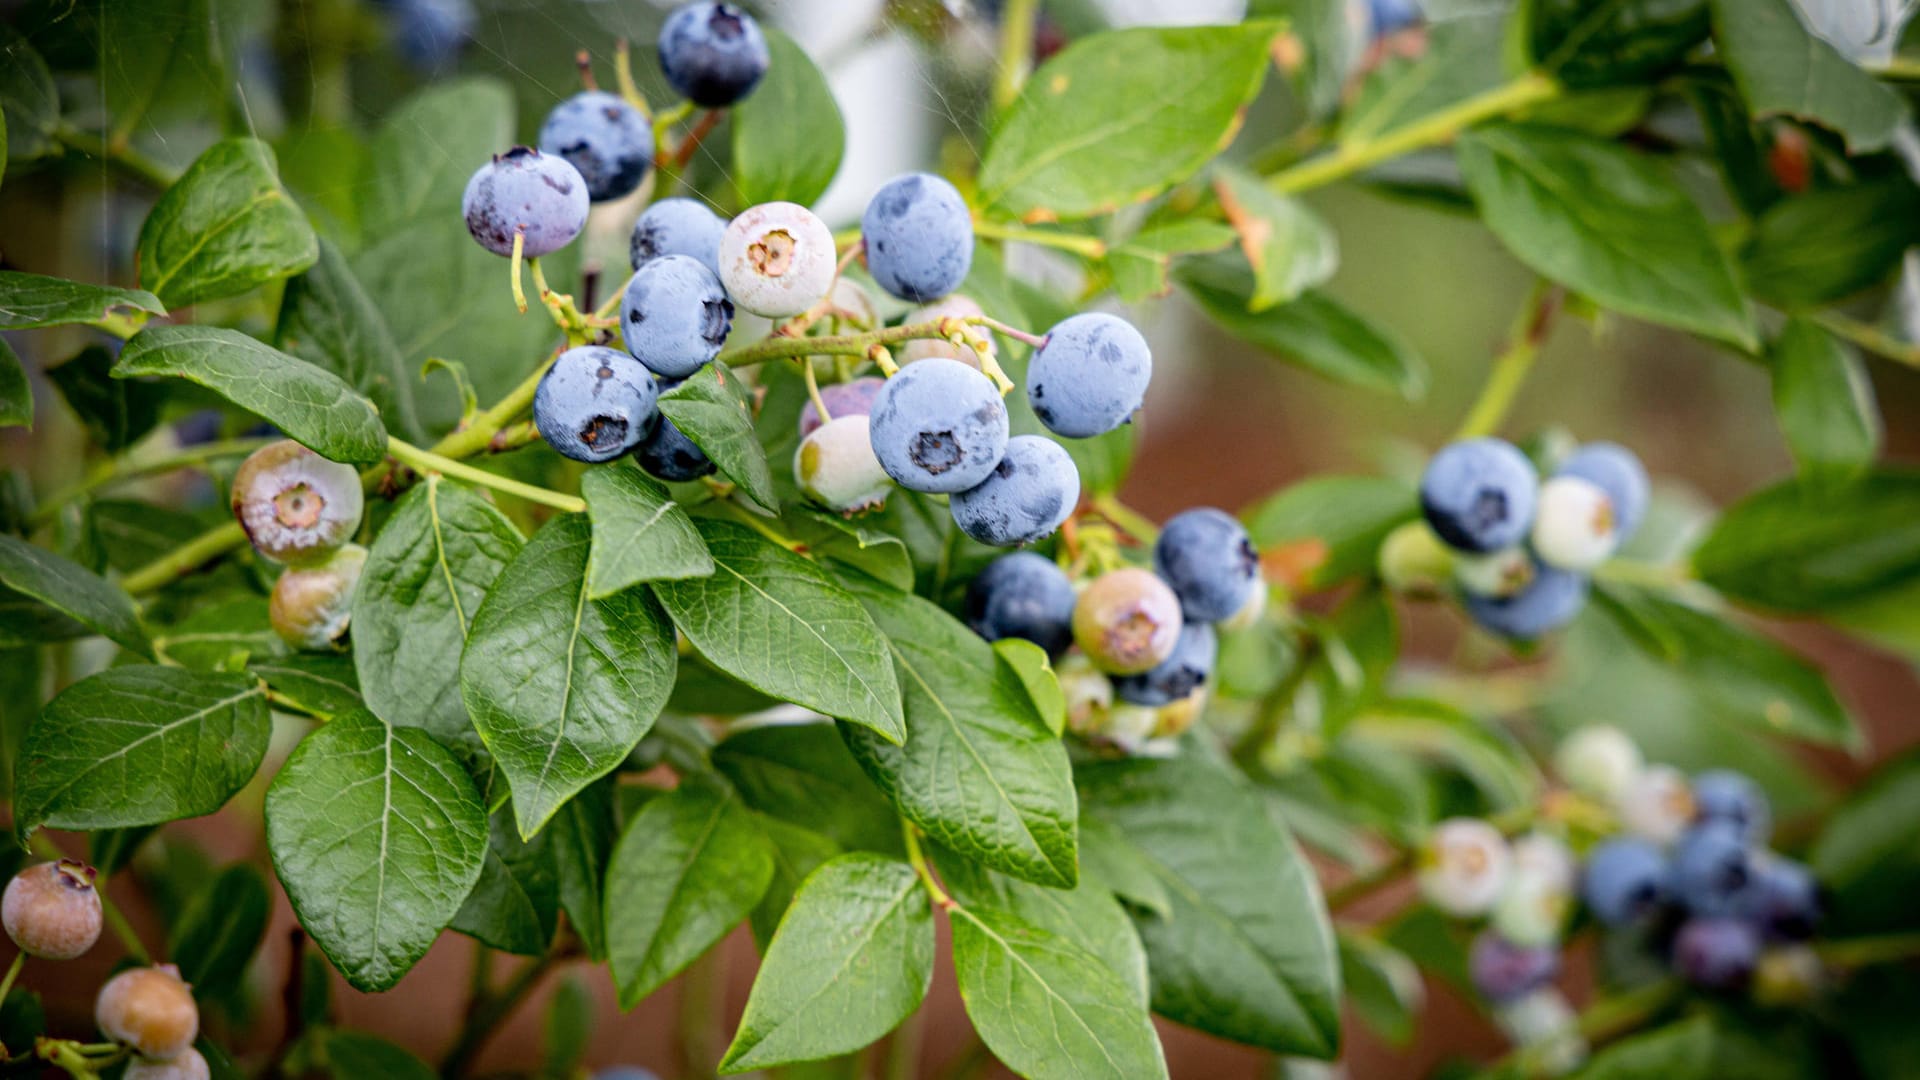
[1553,725,1643,802]
[1416,817,1512,918]
[1530,475,1619,572]
[718,201,837,317]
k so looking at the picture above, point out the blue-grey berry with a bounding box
[861,172,974,303]
[867,359,1009,494]
[949,435,1079,546]
[533,346,659,463]
[630,197,728,276]
[1463,562,1587,640]
[621,254,733,378]
[965,552,1076,656]
[538,90,652,203]
[1469,932,1559,1004]
[1740,855,1821,941]
[1670,822,1755,917]
[1153,507,1259,623]
[1113,621,1216,706]
[1557,441,1649,543]
[658,3,770,107]
[1672,917,1760,991]
[1027,313,1152,438]
[1420,437,1538,553]
[634,410,716,482]
[390,0,475,68]
[1581,837,1669,927]
[462,147,590,257]
[1691,769,1770,846]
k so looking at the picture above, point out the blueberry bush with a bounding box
[1,0,1919,1077]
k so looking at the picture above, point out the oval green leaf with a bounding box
[657,364,778,512]
[0,270,165,331]
[582,464,713,598]
[136,138,318,308]
[1691,471,1920,612]
[0,533,150,657]
[731,29,844,207]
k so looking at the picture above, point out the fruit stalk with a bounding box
[386,438,587,513]
[1454,280,1559,442]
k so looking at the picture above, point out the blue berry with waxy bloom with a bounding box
[1740,854,1822,941]
[1670,821,1756,917]
[1691,769,1770,845]
[533,346,659,463]
[1672,916,1761,991]
[630,197,728,276]
[949,434,1080,546]
[538,91,652,203]
[635,410,716,482]
[621,254,734,378]
[861,172,974,303]
[1113,621,1216,706]
[867,358,1009,494]
[461,147,590,258]
[1464,560,1587,640]
[658,2,770,107]
[1469,931,1560,1004]
[799,376,884,439]
[388,0,475,68]
[1581,837,1669,927]
[1153,507,1259,623]
[1557,441,1649,543]
[1073,567,1184,676]
[1368,0,1424,36]
[1420,437,1538,553]
[965,552,1077,656]
[1026,313,1153,438]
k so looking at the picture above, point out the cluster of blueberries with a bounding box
[965,508,1264,754]
[1399,437,1650,640]
[229,440,368,653]
[3,860,209,1079]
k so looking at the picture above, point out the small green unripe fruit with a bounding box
[231,440,364,565]
[1378,520,1453,596]
[96,964,199,1060]
[126,1047,211,1080]
[1072,568,1183,675]
[2,859,103,960]
[795,416,892,513]
[269,543,368,650]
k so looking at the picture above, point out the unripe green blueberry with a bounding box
[1491,867,1571,948]
[96,964,199,1060]
[1377,520,1453,596]
[2,859,102,960]
[829,278,879,331]
[269,543,368,651]
[1553,725,1641,802]
[1751,945,1824,1007]
[1152,689,1205,740]
[1056,652,1115,735]
[1071,568,1183,675]
[1416,817,1511,918]
[1509,832,1575,897]
[126,1047,211,1080]
[231,440,364,565]
[794,416,892,513]
[1493,989,1586,1073]
[1454,546,1534,599]
[898,295,991,368]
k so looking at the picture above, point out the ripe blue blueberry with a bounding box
[635,408,716,482]
[1581,837,1669,927]
[861,172,974,303]
[621,254,734,378]
[539,91,651,203]
[1463,562,1588,640]
[799,376,884,439]
[1027,313,1152,438]
[1557,441,1649,544]
[1113,621,1216,706]
[658,3,770,107]
[630,197,728,276]
[388,0,475,69]
[1153,507,1259,623]
[867,358,1009,494]
[1670,822,1755,917]
[965,552,1077,656]
[1420,437,1538,553]
[1469,931,1560,1004]
[1671,916,1761,991]
[1368,0,1424,36]
[949,435,1079,546]
[1691,769,1770,845]
[1740,855,1821,941]
[462,148,590,258]
[533,346,659,463]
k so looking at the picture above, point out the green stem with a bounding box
[901,821,955,910]
[1812,931,1920,969]
[386,438,586,514]
[972,219,1107,259]
[1092,494,1159,545]
[1868,57,1920,82]
[0,953,24,1009]
[51,127,180,189]
[31,437,277,526]
[993,0,1040,111]
[1812,310,1920,370]
[1453,280,1559,441]
[716,316,1038,370]
[1593,558,1691,590]
[1267,73,1561,196]
[440,949,560,1079]
[119,521,246,597]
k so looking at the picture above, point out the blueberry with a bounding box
[719,202,837,318]
[1557,441,1649,543]
[533,346,660,463]
[1453,546,1533,598]
[1420,438,1538,553]
[1493,866,1571,948]
[390,0,474,68]
[1580,837,1669,927]
[1691,769,1770,845]
[866,359,1009,494]
[829,278,880,330]
[593,1070,661,1080]
[1417,817,1511,917]
[1073,567,1184,675]
[795,416,892,513]
[125,1048,211,1080]
[1530,475,1618,572]
[1616,764,1697,847]
[799,376,884,439]
[965,552,1076,656]
[270,543,367,651]
[1740,854,1821,941]
[1469,932,1560,1004]
[1113,621,1216,706]
[630,197,728,276]
[3,860,102,961]
[621,254,733,378]
[635,411,716,481]
[1368,0,1424,36]
[462,147,590,258]
[861,172,974,303]
[658,2,770,107]
[1672,916,1761,991]
[1026,313,1152,438]
[1553,725,1642,802]
[231,440,365,566]
[899,295,990,367]
[1671,822,1756,917]
[949,434,1079,546]
[538,91,652,203]
[1153,507,1259,623]
[95,965,199,1060]
[1463,561,1587,640]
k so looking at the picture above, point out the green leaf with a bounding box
[1338,934,1420,1047]
[719,854,931,1073]
[1691,471,1920,612]
[582,464,713,598]
[1248,0,1349,115]
[0,533,149,657]
[604,779,775,1007]
[1243,474,1418,589]
[323,1031,438,1080]
[1213,165,1338,312]
[1178,256,1426,399]
[249,653,364,719]
[547,779,616,962]
[1077,815,1172,919]
[1741,179,1920,309]
[354,477,523,763]
[543,976,595,1080]
[48,346,166,455]
[0,337,24,429]
[115,325,387,465]
[750,819,843,950]
[712,722,904,856]
[136,138,318,308]
[652,520,903,742]
[0,26,57,162]
[168,864,271,995]
[976,22,1279,222]
[0,271,166,331]
[994,638,1065,737]
[1341,13,1506,143]
[451,802,558,955]
[363,78,515,239]
[1347,699,1543,812]
[462,514,677,840]
[937,849,1150,1004]
[265,709,488,992]
[14,666,267,836]
[835,571,1078,888]
[1572,1016,1714,1079]
[949,905,1168,1080]
[1525,0,1710,87]
[782,508,914,594]
[1710,0,1909,153]
[1769,317,1880,485]
[1810,745,1920,934]
[1077,751,1341,1057]
[276,238,427,443]
[658,364,777,512]
[1106,221,1237,303]
[1455,124,1756,351]
[731,29,843,207]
